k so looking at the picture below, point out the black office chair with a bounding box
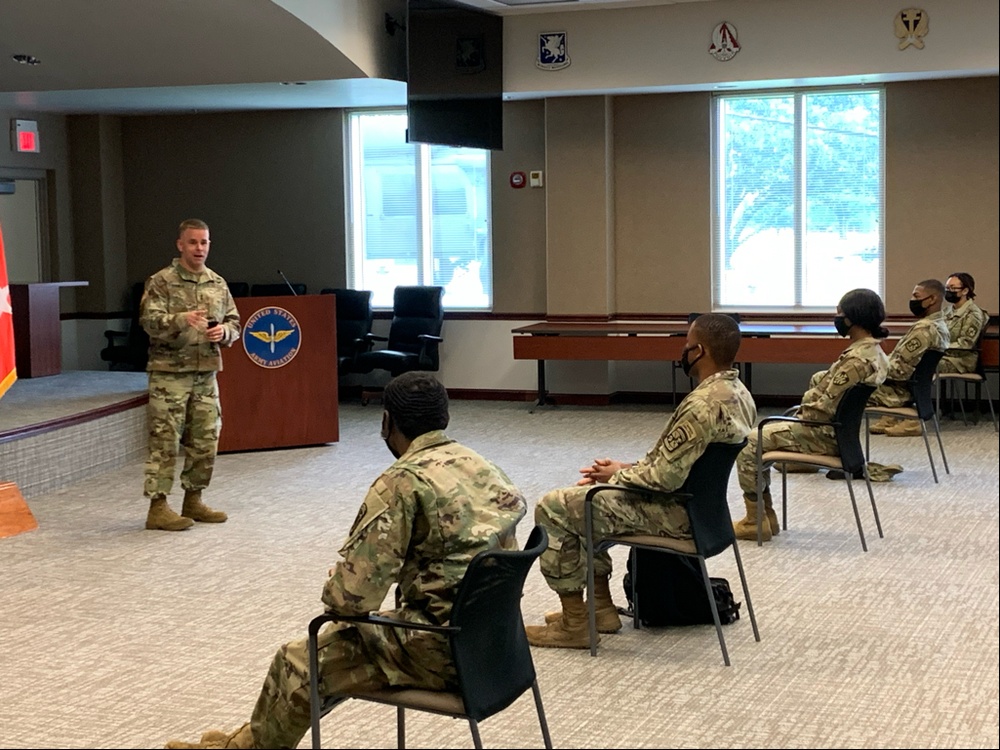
[227,281,250,298]
[250,282,307,297]
[935,319,998,432]
[320,288,374,377]
[583,440,760,665]
[865,348,949,483]
[100,281,149,371]
[754,383,880,551]
[671,312,742,406]
[355,286,444,403]
[307,525,553,750]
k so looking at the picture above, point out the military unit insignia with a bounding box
[665,423,696,452]
[833,371,850,386]
[895,8,928,50]
[709,22,741,61]
[537,32,570,70]
[456,36,486,73]
[243,306,301,369]
[904,337,922,352]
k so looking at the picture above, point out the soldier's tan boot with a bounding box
[763,492,780,536]
[883,419,923,437]
[181,490,228,523]
[868,416,897,434]
[733,494,772,542]
[165,722,253,749]
[526,591,596,649]
[146,495,194,531]
[543,575,622,633]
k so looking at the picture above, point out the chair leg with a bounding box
[696,556,730,666]
[864,471,883,538]
[731,541,760,643]
[468,718,483,750]
[844,476,868,552]
[755,462,766,547]
[531,679,554,750]
[958,382,969,426]
[931,414,949,475]
[919,421,939,483]
[982,378,999,433]
[585,502,598,657]
[780,463,788,532]
[397,707,406,750]
[864,415,871,461]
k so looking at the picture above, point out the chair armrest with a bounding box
[416,334,443,343]
[584,482,693,505]
[309,610,458,636]
[365,333,388,343]
[757,414,838,431]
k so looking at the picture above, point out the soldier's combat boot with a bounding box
[181,490,228,523]
[165,722,253,749]
[732,493,772,542]
[543,574,622,633]
[526,591,596,649]
[868,416,897,435]
[883,419,923,437]
[145,495,194,531]
[762,491,780,536]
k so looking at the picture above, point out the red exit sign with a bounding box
[12,119,40,153]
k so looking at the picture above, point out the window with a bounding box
[346,110,492,309]
[712,89,884,310]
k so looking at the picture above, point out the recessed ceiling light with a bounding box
[279,81,307,86]
[11,54,42,66]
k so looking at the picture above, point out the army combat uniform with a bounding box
[867,311,948,408]
[248,431,526,749]
[736,337,888,497]
[535,369,756,595]
[939,300,988,374]
[140,259,240,499]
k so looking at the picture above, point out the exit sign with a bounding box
[11,119,40,153]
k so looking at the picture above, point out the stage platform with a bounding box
[0,371,149,499]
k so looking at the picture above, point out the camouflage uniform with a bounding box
[140,260,240,498]
[249,431,526,750]
[736,337,888,496]
[939,300,987,374]
[867,311,949,407]
[536,370,755,595]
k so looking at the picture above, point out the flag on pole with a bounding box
[1,221,17,400]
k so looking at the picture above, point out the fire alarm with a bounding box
[509,171,526,189]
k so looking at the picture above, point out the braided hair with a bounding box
[383,371,450,440]
[839,288,889,339]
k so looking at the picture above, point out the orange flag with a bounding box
[1,221,17,399]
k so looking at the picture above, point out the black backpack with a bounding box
[622,548,741,627]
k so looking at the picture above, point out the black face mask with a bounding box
[680,345,704,377]
[944,291,962,304]
[909,297,930,318]
[381,417,402,459]
[833,315,852,337]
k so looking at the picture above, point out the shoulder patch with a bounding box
[665,423,696,452]
[832,371,850,386]
[347,482,391,540]
[904,337,922,352]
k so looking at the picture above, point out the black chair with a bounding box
[671,312,742,406]
[249,282,307,297]
[227,281,250,298]
[355,286,444,403]
[320,288,374,377]
[100,281,149,371]
[935,319,998,432]
[307,525,553,750]
[583,440,759,664]
[865,348,949,483]
[754,383,880,551]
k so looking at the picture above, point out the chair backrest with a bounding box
[387,286,445,365]
[227,281,250,298]
[681,440,747,558]
[328,288,374,358]
[449,525,547,722]
[832,382,877,475]
[909,348,945,420]
[250,282,307,297]
[125,281,150,367]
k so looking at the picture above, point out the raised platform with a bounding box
[0,371,148,499]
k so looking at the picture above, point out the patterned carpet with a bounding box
[0,398,997,748]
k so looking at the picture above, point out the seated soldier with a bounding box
[165,372,527,749]
[939,272,988,375]
[526,314,756,649]
[867,279,949,439]
[732,289,890,541]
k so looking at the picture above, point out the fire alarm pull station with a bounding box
[510,171,526,189]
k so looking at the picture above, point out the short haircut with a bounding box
[947,272,976,299]
[917,278,945,296]
[383,371,450,440]
[178,218,209,237]
[692,313,741,367]
[839,288,889,339]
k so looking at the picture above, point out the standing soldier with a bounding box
[140,218,240,531]
[526,314,756,649]
[165,372,527,749]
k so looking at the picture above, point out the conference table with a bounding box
[511,319,999,407]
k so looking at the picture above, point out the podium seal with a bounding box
[243,306,301,369]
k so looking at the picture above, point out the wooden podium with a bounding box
[10,281,88,378]
[217,294,338,452]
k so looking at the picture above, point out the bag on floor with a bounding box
[622,548,741,627]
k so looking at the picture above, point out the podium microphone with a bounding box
[277,269,298,296]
